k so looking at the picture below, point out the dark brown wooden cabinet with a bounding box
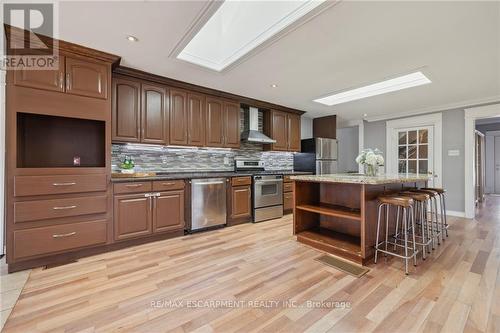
[113,182,185,241]
[187,93,206,146]
[230,185,251,220]
[13,55,65,92]
[206,98,240,148]
[264,110,301,152]
[65,57,108,99]
[114,193,152,241]
[169,89,188,145]
[141,84,168,144]
[206,97,224,147]
[288,113,301,151]
[112,78,141,142]
[153,190,185,233]
[224,101,241,148]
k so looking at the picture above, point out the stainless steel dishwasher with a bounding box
[190,178,227,231]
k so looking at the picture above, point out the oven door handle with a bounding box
[255,180,283,185]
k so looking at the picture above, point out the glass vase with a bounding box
[364,164,378,177]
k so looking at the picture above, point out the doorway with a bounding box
[386,113,442,188]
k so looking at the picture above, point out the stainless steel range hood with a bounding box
[241,107,276,144]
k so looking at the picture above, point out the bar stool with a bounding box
[397,191,432,259]
[424,188,448,237]
[374,196,418,275]
[410,189,444,245]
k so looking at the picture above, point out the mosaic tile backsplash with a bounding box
[112,109,294,172]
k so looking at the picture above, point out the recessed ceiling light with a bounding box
[126,35,139,42]
[271,84,278,88]
[313,72,431,106]
[177,1,326,71]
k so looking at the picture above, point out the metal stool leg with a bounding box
[374,203,384,264]
[403,207,409,274]
[419,201,427,260]
[442,194,449,237]
[393,206,400,251]
[433,197,442,244]
[411,205,417,267]
[385,205,390,256]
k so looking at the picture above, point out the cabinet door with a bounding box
[230,185,251,219]
[169,89,188,145]
[142,83,168,144]
[205,97,224,147]
[288,113,301,152]
[153,190,185,233]
[112,78,141,142]
[113,193,152,241]
[65,57,108,99]
[224,101,241,148]
[271,110,288,151]
[283,191,294,212]
[187,93,205,146]
[13,55,65,92]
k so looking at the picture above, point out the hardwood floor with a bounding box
[2,196,499,332]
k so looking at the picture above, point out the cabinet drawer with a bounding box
[231,176,251,186]
[13,220,107,259]
[152,180,185,191]
[283,182,294,193]
[113,182,152,194]
[284,192,294,211]
[14,174,107,197]
[14,195,107,223]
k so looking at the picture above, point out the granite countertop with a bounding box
[290,173,432,185]
[111,170,312,183]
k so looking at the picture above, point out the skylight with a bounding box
[313,72,432,106]
[177,0,326,71]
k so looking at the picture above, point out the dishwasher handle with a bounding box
[192,180,225,186]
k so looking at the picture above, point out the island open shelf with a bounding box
[291,174,429,265]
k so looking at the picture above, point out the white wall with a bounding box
[301,116,313,139]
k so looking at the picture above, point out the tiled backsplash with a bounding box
[112,109,294,172]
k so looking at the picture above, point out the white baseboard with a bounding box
[447,210,465,218]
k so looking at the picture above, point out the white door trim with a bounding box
[464,103,500,218]
[0,70,5,255]
[386,113,442,187]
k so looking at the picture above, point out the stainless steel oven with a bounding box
[253,175,283,222]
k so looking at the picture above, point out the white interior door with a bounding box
[390,126,435,187]
[495,136,500,193]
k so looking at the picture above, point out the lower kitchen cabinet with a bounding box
[113,182,186,241]
[283,192,294,212]
[114,193,152,241]
[228,182,252,225]
[153,190,185,233]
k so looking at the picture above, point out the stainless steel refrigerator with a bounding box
[293,138,338,175]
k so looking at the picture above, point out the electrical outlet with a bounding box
[224,157,230,165]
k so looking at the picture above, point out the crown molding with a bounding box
[364,95,500,122]
[4,24,121,66]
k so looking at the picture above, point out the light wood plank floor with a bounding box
[3,196,499,333]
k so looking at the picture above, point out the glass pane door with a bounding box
[397,127,433,177]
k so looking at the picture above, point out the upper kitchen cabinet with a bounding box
[264,110,301,152]
[169,89,189,145]
[141,83,168,145]
[13,55,65,92]
[13,56,109,100]
[205,97,224,147]
[288,113,301,151]
[112,77,141,143]
[65,57,108,99]
[224,101,241,149]
[206,98,240,148]
[187,92,206,147]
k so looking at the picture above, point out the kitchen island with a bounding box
[290,173,431,265]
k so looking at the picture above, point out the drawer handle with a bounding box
[161,182,175,186]
[53,205,77,210]
[52,232,76,238]
[125,184,143,187]
[52,182,76,186]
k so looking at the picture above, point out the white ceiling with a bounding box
[58,1,500,121]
